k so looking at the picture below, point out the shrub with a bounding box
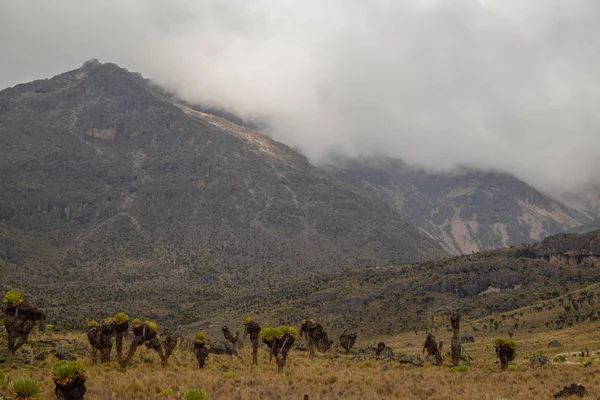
[52,360,86,385]
[260,328,276,342]
[181,388,208,400]
[159,389,177,397]
[553,354,567,363]
[223,372,236,379]
[494,338,517,350]
[0,371,7,388]
[508,365,518,371]
[449,365,470,373]
[3,290,23,307]
[6,377,41,399]
[114,313,129,324]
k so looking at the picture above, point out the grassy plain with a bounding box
[2,319,600,400]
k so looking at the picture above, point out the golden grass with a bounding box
[2,323,600,399]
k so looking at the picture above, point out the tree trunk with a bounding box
[275,349,288,373]
[451,313,461,367]
[100,346,112,363]
[145,338,166,366]
[308,337,316,359]
[500,354,508,371]
[90,347,98,364]
[194,345,208,369]
[5,350,14,369]
[54,380,86,400]
[115,332,125,364]
[162,334,177,366]
[275,337,290,373]
[122,336,144,367]
[251,336,259,365]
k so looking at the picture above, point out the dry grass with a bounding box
[2,323,600,399]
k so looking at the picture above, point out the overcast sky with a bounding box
[1,0,599,193]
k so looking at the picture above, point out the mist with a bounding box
[1,0,600,193]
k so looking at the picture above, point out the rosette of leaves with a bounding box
[272,327,284,340]
[52,360,86,400]
[243,315,252,325]
[181,388,208,400]
[194,332,206,345]
[132,318,142,327]
[6,377,41,400]
[103,317,116,326]
[87,320,99,329]
[260,328,276,343]
[145,320,159,333]
[493,338,517,350]
[280,326,298,338]
[0,371,7,388]
[114,313,129,324]
[52,360,86,386]
[2,290,23,307]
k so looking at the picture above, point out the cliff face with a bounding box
[327,157,593,254]
[517,230,600,265]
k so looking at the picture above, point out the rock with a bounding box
[547,340,562,348]
[208,340,238,356]
[378,346,395,361]
[34,353,46,361]
[37,340,58,347]
[55,349,77,361]
[412,356,424,367]
[397,354,415,365]
[529,354,549,368]
[553,383,588,398]
[461,335,475,343]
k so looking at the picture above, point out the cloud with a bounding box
[1,0,600,192]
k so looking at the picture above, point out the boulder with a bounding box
[553,383,588,398]
[397,354,415,365]
[461,335,475,343]
[208,340,238,356]
[55,348,77,361]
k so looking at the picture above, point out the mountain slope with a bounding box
[218,230,600,337]
[0,61,445,325]
[326,157,592,254]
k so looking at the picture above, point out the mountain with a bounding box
[326,157,593,254]
[0,60,445,326]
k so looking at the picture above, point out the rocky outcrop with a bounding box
[516,231,600,266]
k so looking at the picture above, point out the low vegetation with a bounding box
[1,320,600,399]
